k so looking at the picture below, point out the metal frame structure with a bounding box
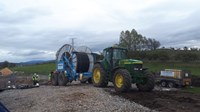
[55,44,94,83]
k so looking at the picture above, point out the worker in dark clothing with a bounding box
[32,73,40,86]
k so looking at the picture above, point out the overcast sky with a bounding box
[0,0,200,62]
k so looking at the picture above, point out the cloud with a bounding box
[0,8,49,25]
[0,0,200,62]
[140,9,200,47]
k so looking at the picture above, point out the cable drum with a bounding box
[56,44,75,62]
[56,44,95,73]
[76,46,92,54]
[87,54,94,72]
[72,53,90,73]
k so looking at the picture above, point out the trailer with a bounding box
[51,44,97,86]
[155,69,192,88]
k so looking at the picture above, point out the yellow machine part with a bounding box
[115,73,123,88]
[93,68,101,83]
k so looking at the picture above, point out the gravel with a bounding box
[0,82,156,112]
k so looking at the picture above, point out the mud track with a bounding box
[107,88,200,112]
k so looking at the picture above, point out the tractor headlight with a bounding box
[134,68,139,70]
[185,73,188,77]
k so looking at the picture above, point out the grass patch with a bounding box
[144,62,200,76]
[182,87,200,94]
[11,62,56,75]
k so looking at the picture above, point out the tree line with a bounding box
[118,29,200,62]
[128,49,200,62]
[119,29,160,51]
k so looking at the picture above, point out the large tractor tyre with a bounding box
[58,73,68,86]
[52,73,58,86]
[136,73,155,92]
[113,69,132,92]
[92,63,108,87]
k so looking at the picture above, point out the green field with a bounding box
[144,62,200,76]
[12,61,200,77]
[12,62,56,75]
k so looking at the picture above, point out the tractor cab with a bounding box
[103,47,128,68]
[102,47,143,72]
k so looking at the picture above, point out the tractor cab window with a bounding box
[113,49,127,60]
[103,50,112,63]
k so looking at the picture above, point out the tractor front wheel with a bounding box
[113,69,132,92]
[58,73,68,86]
[136,73,155,92]
[92,63,108,87]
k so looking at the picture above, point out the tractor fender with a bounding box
[112,66,126,73]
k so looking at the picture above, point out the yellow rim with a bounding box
[115,74,123,88]
[93,68,101,83]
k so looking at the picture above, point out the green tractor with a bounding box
[92,46,155,92]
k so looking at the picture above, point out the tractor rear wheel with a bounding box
[58,73,68,86]
[92,63,108,87]
[52,73,58,86]
[113,69,132,92]
[136,73,155,92]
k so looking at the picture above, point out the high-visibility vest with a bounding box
[32,75,39,81]
[48,73,51,80]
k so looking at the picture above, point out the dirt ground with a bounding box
[106,87,200,112]
[1,75,200,112]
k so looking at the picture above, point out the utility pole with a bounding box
[70,38,76,47]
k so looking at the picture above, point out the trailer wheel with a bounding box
[80,80,87,83]
[161,81,167,87]
[92,63,108,87]
[168,82,174,88]
[137,73,155,92]
[58,73,68,86]
[52,73,58,86]
[88,78,92,84]
[113,69,132,92]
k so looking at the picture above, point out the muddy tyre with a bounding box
[58,73,67,86]
[137,73,155,92]
[92,63,108,87]
[161,81,167,87]
[52,73,58,86]
[168,82,175,88]
[88,78,92,84]
[113,69,132,92]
